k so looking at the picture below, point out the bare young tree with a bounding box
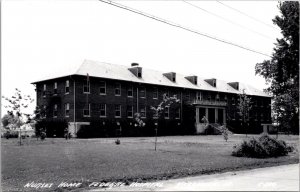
[237,89,252,137]
[150,93,180,151]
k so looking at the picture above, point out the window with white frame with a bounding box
[140,105,146,118]
[127,86,133,97]
[100,104,106,117]
[100,81,106,95]
[175,108,180,119]
[127,105,133,118]
[54,82,57,95]
[196,92,202,101]
[53,104,58,117]
[164,106,170,119]
[83,104,90,117]
[153,88,158,99]
[65,103,70,117]
[65,80,70,94]
[115,105,121,117]
[115,83,121,96]
[43,84,47,97]
[83,81,90,93]
[140,87,146,98]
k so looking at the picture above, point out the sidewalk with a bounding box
[90,164,299,191]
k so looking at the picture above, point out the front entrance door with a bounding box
[208,108,215,123]
[218,109,224,124]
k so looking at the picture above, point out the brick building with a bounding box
[32,60,272,137]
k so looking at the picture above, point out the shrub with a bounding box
[232,134,293,158]
[115,139,120,145]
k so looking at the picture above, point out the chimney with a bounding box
[228,82,239,90]
[128,63,142,78]
[185,75,198,85]
[163,72,176,83]
[205,78,217,87]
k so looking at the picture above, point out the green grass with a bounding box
[1,134,299,191]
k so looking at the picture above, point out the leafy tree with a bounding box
[150,93,180,151]
[237,89,252,137]
[2,88,34,144]
[255,2,299,134]
[2,114,13,128]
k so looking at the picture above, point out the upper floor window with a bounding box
[164,106,170,119]
[127,86,133,97]
[42,105,47,118]
[216,93,220,101]
[127,105,133,118]
[140,105,146,118]
[43,84,47,97]
[83,104,90,117]
[54,82,57,95]
[83,81,90,94]
[153,88,158,99]
[232,97,235,105]
[196,92,202,101]
[140,87,146,98]
[100,81,106,95]
[175,108,180,119]
[115,83,121,96]
[100,104,106,117]
[224,95,228,102]
[115,104,121,118]
[185,92,190,101]
[207,93,211,101]
[53,104,58,118]
[65,103,70,117]
[65,80,70,94]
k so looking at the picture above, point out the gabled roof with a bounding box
[32,59,270,97]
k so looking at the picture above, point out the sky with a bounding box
[1,0,282,115]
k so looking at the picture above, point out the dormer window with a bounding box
[205,78,216,87]
[128,63,142,78]
[163,72,176,83]
[185,76,197,85]
[228,82,239,90]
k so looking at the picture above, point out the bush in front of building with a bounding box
[232,134,292,158]
[35,119,68,138]
[2,130,19,139]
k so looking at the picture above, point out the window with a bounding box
[164,90,169,98]
[127,86,133,97]
[65,103,70,117]
[216,93,220,101]
[207,93,211,101]
[43,84,46,97]
[232,97,235,105]
[100,104,106,117]
[127,105,133,118]
[54,82,57,95]
[53,104,58,117]
[175,108,180,119]
[83,104,90,117]
[42,105,47,118]
[140,87,146,98]
[224,95,228,102]
[261,113,264,120]
[196,92,202,101]
[164,106,170,119]
[100,81,106,95]
[137,68,142,78]
[83,81,90,93]
[115,83,121,96]
[65,80,70,94]
[115,105,121,117]
[153,88,158,99]
[185,92,190,101]
[140,105,146,118]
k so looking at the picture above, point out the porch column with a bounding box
[196,107,199,124]
[223,109,226,124]
[215,108,218,123]
[205,108,208,120]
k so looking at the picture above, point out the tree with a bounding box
[237,89,252,137]
[255,2,299,134]
[150,93,180,151]
[2,88,34,144]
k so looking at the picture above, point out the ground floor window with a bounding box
[100,104,106,117]
[115,105,121,118]
[83,104,90,117]
[127,105,133,118]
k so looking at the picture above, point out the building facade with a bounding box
[32,60,272,137]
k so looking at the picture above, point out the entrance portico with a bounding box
[193,100,227,134]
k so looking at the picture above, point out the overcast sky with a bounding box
[1,0,282,115]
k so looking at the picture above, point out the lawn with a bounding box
[1,134,299,191]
